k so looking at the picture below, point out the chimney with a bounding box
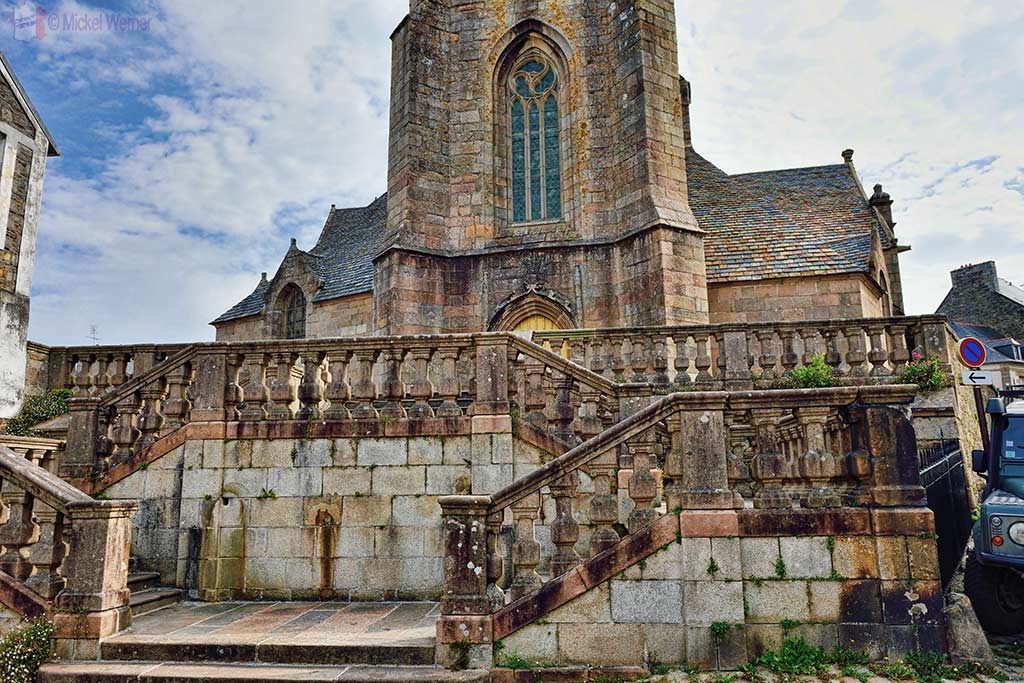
[679,76,692,148]
[869,184,895,228]
[951,261,999,290]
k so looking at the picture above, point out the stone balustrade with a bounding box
[0,443,137,657]
[51,344,191,394]
[532,315,956,389]
[437,384,924,643]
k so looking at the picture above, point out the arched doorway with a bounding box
[489,290,575,332]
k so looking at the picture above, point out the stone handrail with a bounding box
[532,315,956,389]
[438,384,923,620]
[0,444,137,655]
[52,343,192,394]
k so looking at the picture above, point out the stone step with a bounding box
[39,661,489,682]
[129,588,183,618]
[101,639,437,667]
[127,572,163,593]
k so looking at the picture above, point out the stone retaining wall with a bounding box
[101,417,553,600]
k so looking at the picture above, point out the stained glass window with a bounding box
[508,57,561,222]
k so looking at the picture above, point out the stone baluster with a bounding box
[348,349,380,420]
[825,329,845,376]
[611,337,629,383]
[693,333,713,385]
[92,355,111,396]
[589,338,608,379]
[26,509,67,600]
[569,339,587,368]
[672,333,693,387]
[239,354,270,421]
[867,326,889,376]
[434,348,462,417]
[163,362,194,426]
[629,336,648,383]
[801,329,819,365]
[627,428,658,532]
[0,481,39,580]
[553,375,575,444]
[109,394,142,461]
[845,327,869,377]
[297,350,327,421]
[887,325,911,373]
[485,512,505,611]
[750,409,793,509]
[379,348,408,419]
[323,350,352,420]
[587,447,619,557]
[406,348,435,419]
[549,471,582,577]
[781,331,800,375]
[459,345,478,406]
[107,354,129,388]
[72,355,95,398]
[796,407,840,508]
[523,356,548,429]
[265,352,298,420]
[573,388,604,444]
[757,330,778,379]
[135,380,168,452]
[510,493,543,600]
[651,336,670,389]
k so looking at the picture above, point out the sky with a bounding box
[3,0,1023,345]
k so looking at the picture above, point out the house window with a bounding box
[277,285,306,339]
[509,56,561,223]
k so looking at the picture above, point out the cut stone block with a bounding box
[292,439,334,467]
[322,468,371,497]
[371,466,426,495]
[222,468,268,498]
[442,436,472,465]
[644,623,687,666]
[610,580,683,624]
[500,623,558,664]
[357,438,407,466]
[876,536,910,580]
[471,464,512,495]
[267,467,323,498]
[741,537,780,578]
[391,495,440,527]
[331,439,356,467]
[426,465,471,495]
[251,440,295,468]
[832,537,879,579]
[679,537,713,580]
[780,537,832,578]
[341,496,392,527]
[682,580,744,625]
[744,580,810,623]
[408,437,443,465]
[809,580,842,622]
[558,623,644,666]
[546,583,611,624]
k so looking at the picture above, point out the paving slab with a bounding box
[38,662,490,683]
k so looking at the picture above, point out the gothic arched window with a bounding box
[277,285,306,339]
[509,56,561,223]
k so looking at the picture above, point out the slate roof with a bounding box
[997,278,1024,308]
[215,151,881,323]
[950,322,1024,364]
[685,148,877,283]
[213,194,386,324]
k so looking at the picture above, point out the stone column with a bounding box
[61,397,101,481]
[471,337,509,416]
[189,349,229,422]
[436,495,493,668]
[849,401,926,507]
[54,500,138,658]
[668,396,738,509]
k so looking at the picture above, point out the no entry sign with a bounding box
[957,337,987,368]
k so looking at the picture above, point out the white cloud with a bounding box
[24,0,1024,344]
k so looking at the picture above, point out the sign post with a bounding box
[957,337,991,453]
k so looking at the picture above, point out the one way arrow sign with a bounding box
[962,370,995,386]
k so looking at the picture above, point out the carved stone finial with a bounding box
[841,148,854,163]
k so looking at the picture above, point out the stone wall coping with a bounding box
[0,434,64,450]
[0,443,94,513]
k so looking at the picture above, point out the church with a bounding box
[212,1,907,341]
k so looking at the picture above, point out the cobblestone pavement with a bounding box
[990,635,1024,681]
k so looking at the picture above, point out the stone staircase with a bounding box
[127,571,181,618]
[38,600,489,682]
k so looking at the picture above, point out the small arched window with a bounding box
[878,270,892,317]
[509,55,561,223]
[277,285,306,339]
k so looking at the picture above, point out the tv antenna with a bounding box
[87,325,101,345]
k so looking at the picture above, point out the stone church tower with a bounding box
[375,0,709,334]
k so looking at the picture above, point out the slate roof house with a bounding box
[949,322,1024,389]
[213,11,908,341]
[939,262,1024,343]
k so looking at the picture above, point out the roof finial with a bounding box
[841,148,854,163]
[260,272,268,282]
[289,237,297,249]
